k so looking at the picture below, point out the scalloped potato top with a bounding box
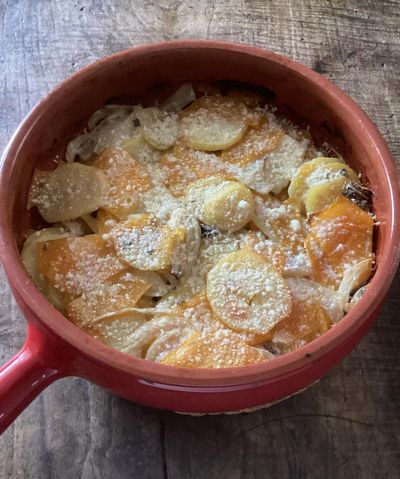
[22,84,374,368]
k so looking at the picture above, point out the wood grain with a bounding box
[0,1,399,478]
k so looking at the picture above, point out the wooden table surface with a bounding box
[1,1,399,478]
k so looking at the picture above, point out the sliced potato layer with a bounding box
[288,157,344,200]
[263,135,308,194]
[136,107,178,150]
[24,85,374,366]
[338,258,373,303]
[207,249,292,335]
[269,276,345,353]
[304,175,350,215]
[160,143,228,197]
[145,327,194,362]
[306,196,374,289]
[37,234,128,297]
[221,120,285,166]
[122,315,187,357]
[270,300,332,353]
[180,96,250,151]
[29,163,109,223]
[21,227,72,285]
[92,148,152,219]
[97,208,119,234]
[122,129,161,165]
[66,275,150,326]
[84,313,148,351]
[285,277,344,324]
[185,177,254,233]
[21,227,73,311]
[168,207,201,277]
[252,195,307,252]
[241,231,287,275]
[288,156,358,212]
[160,329,267,368]
[110,214,184,270]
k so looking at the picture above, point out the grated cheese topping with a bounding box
[22,85,374,368]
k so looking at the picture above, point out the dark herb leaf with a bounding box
[342,182,372,211]
[200,223,220,239]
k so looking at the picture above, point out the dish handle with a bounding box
[0,324,63,434]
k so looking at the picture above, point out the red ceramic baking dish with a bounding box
[0,40,399,433]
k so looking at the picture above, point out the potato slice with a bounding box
[160,143,228,196]
[288,157,343,199]
[154,284,198,311]
[180,96,248,151]
[240,231,287,275]
[92,148,152,219]
[252,195,307,252]
[136,107,178,150]
[156,290,266,346]
[185,177,254,233]
[306,196,374,289]
[285,277,343,324]
[269,276,346,353]
[21,227,73,310]
[133,270,172,298]
[184,95,265,127]
[182,119,245,152]
[66,275,150,326]
[201,182,254,233]
[84,313,147,351]
[110,214,185,270]
[252,195,312,277]
[156,231,252,305]
[161,143,270,197]
[219,133,307,196]
[122,315,185,357]
[21,227,72,283]
[207,249,292,335]
[29,163,109,223]
[37,234,129,296]
[338,258,373,303]
[174,292,217,330]
[263,135,308,194]
[288,157,356,208]
[97,208,119,234]
[309,161,357,185]
[270,300,332,353]
[190,230,251,282]
[160,329,267,368]
[122,129,161,165]
[168,207,201,277]
[304,175,350,215]
[241,229,312,279]
[220,120,285,166]
[145,327,194,362]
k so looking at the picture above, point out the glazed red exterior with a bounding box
[0,41,399,432]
